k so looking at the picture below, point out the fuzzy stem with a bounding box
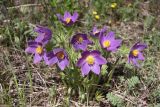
[107,57,120,84]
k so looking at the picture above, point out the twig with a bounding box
[7,4,42,10]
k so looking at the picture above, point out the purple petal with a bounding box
[105,31,115,40]
[35,34,45,42]
[81,63,90,76]
[90,50,101,57]
[130,57,139,67]
[137,44,147,51]
[56,13,64,21]
[75,43,88,51]
[91,64,100,75]
[27,40,38,46]
[95,56,107,65]
[131,42,147,51]
[47,57,58,66]
[93,26,98,33]
[53,48,64,54]
[81,51,90,57]
[107,39,122,51]
[138,53,145,61]
[64,11,71,20]
[25,47,36,54]
[77,57,86,67]
[58,58,69,70]
[72,12,78,22]
[33,54,42,64]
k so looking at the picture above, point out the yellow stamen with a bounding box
[76,36,83,43]
[103,40,111,48]
[132,49,139,57]
[92,11,97,15]
[78,37,83,43]
[86,55,95,65]
[111,3,117,8]
[95,15,100,20]
[65,17,71,24]
[36,46,43,54]
[56,51,65,59]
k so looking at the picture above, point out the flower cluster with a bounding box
[25,26,69,70]
[25,11,147,76]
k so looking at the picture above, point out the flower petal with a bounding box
[25,47,36,54]
[138,52,145,61]
[56,13,63,21]
[72,12,78,22]
[95,56,107,65]
[105,31,115,40]
[81,63,90,76]
[91,64,100,75]
[64,11,71,19]
[77,57,86,67]
[48,57,58,66]
[35,34,45,42]
[58,58,69,70]
[33,54,42,64]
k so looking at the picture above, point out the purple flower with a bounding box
[34,26,52,45]
[71,33,92,51]
[77,50,107,76]
[100,31,122,52]
[128,42,147,67]
[25,40,45,64]
[56,11,78,26]
[44,48,69,70]
[91,26,107,37]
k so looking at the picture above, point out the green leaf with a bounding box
[127,76,140,89]
[106,92,124,107]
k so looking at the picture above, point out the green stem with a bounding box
[107,57,120,84]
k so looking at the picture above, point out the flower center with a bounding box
[36,46,43,54]
[76,36,83,43]
[132,49,139,57]
[103,40,111,48]
[65,17,71,24]
[56,51,65,60]
[86,55,95,65]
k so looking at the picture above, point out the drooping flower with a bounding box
[34,26,52,45]
[56,11,78,26]
[25,40,45,64]
[91,26,107,37]
[128,42,147,67]
[100,31,122,52]
[44,48,69,70]
[77,50,107,76]
[71,33,92,51]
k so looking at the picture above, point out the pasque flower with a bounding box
[34,26,52,44]
[128,42,147,67]
[44,48,69,70]
[91,26,107,37]
[100,31,122,52]
[56,11,78,26]
[71,33,92,51]
[25,40,45,64]
[77,50,107,76]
